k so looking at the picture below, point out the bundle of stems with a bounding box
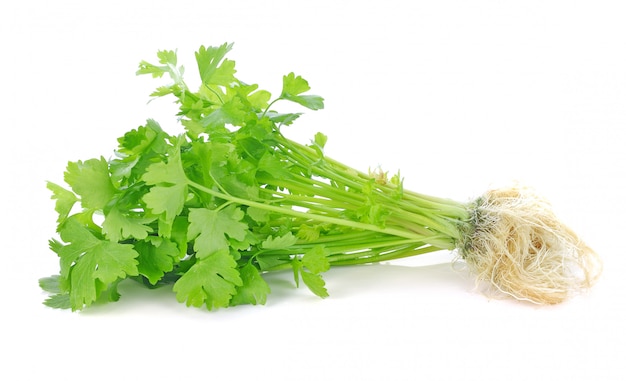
[203,134,602,305]
[40,44,602,311]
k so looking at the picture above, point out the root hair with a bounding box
[458,186,602,304]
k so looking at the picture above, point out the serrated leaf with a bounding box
[201,96,249,129]
[149,85,176,97]
[143,183,187,223]
[301,246,330,274]
[64,157,117,210]
[296,224,322,241]
[187,206,249,258]
[300,271,329,298]
[246,88,271,110]
[57,218,139,310]
[257,152,292,179]
[141,144,187,186]
[39,275,62,293]
[310,132,328,156]
[102,207,154,242]
[313,132,328,149]
[246,207,270,224]
[256,256,289,272]
[172,251,242,310]
[43,293,71,309]
[136,60,166,78]
[170,215,189,257]
[282,72,311,95]
[195,43,236,86]
[230,264,271,306]
[265,111,302,126]
[134,237,181,285]
[115,119,168,157]
[261,232,298,250]
[47,182,78,224]
[280,72,324,110]
[142,140,188,225]
[157,49,177,66]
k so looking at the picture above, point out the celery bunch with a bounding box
[40,44,601,311]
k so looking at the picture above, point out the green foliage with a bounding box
[52,217,139,310]
[230,264,271,306]
[134,237,181,285]
[64,157,117,210]
[173,250,242,310]
[280,72,325,110]
[187,206,249,258]
[293,246,331,298]
[47,182,78,224]
[41,43,462,312]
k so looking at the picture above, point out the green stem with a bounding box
[258,242,443,271]
[259,156,464,244]
[329,244,442,266]
[280,136,470,220]
[187,179,442,243]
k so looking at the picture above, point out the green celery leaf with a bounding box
[261,232,298,250]
[280,72,324,110]
[48,238,64,256]
[142,139,188,225]
[96,279,123,305]
[217,171,260,200]
[112,119,170,183]
[43,293,71,309]
[244,87,271,111]
[134,237,182,285]
[290,246,330,298]
[142,184,187,224]
[172,251,242,310]
[230,264,271,306]
[47,182,78,224]
[149,85,176,98]
[256,256,289,272]
[356,198,390,227]
[136,60,166,78]
[265,111,302,126]
[170,216,189,257]
[296,224,322,241]
[187,206,249,258]
[225,82,271,113]
[246,207,270,224]
[309,132,328,156]
[57,218,139,310]
[179,98,207,122]
[301,245,330,274]
[141,142,187,186]
[102,207,154,242]
[137,49,187,103]
[195,43,236,86]
[229,230,259,252]
[157,49,177,66]
[201,96,249,129]
[300,271,329,298]
[257,152,293,179]
[313,132,328,149]
[183,141,237,202]
[39,275,62,293]
[64,157,117,210]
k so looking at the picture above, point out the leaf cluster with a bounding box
[41,43,465,312]
[42,43,330,311]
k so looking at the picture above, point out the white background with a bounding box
[1,1,625,380]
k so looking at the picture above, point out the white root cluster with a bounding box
[458,186,602,304]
